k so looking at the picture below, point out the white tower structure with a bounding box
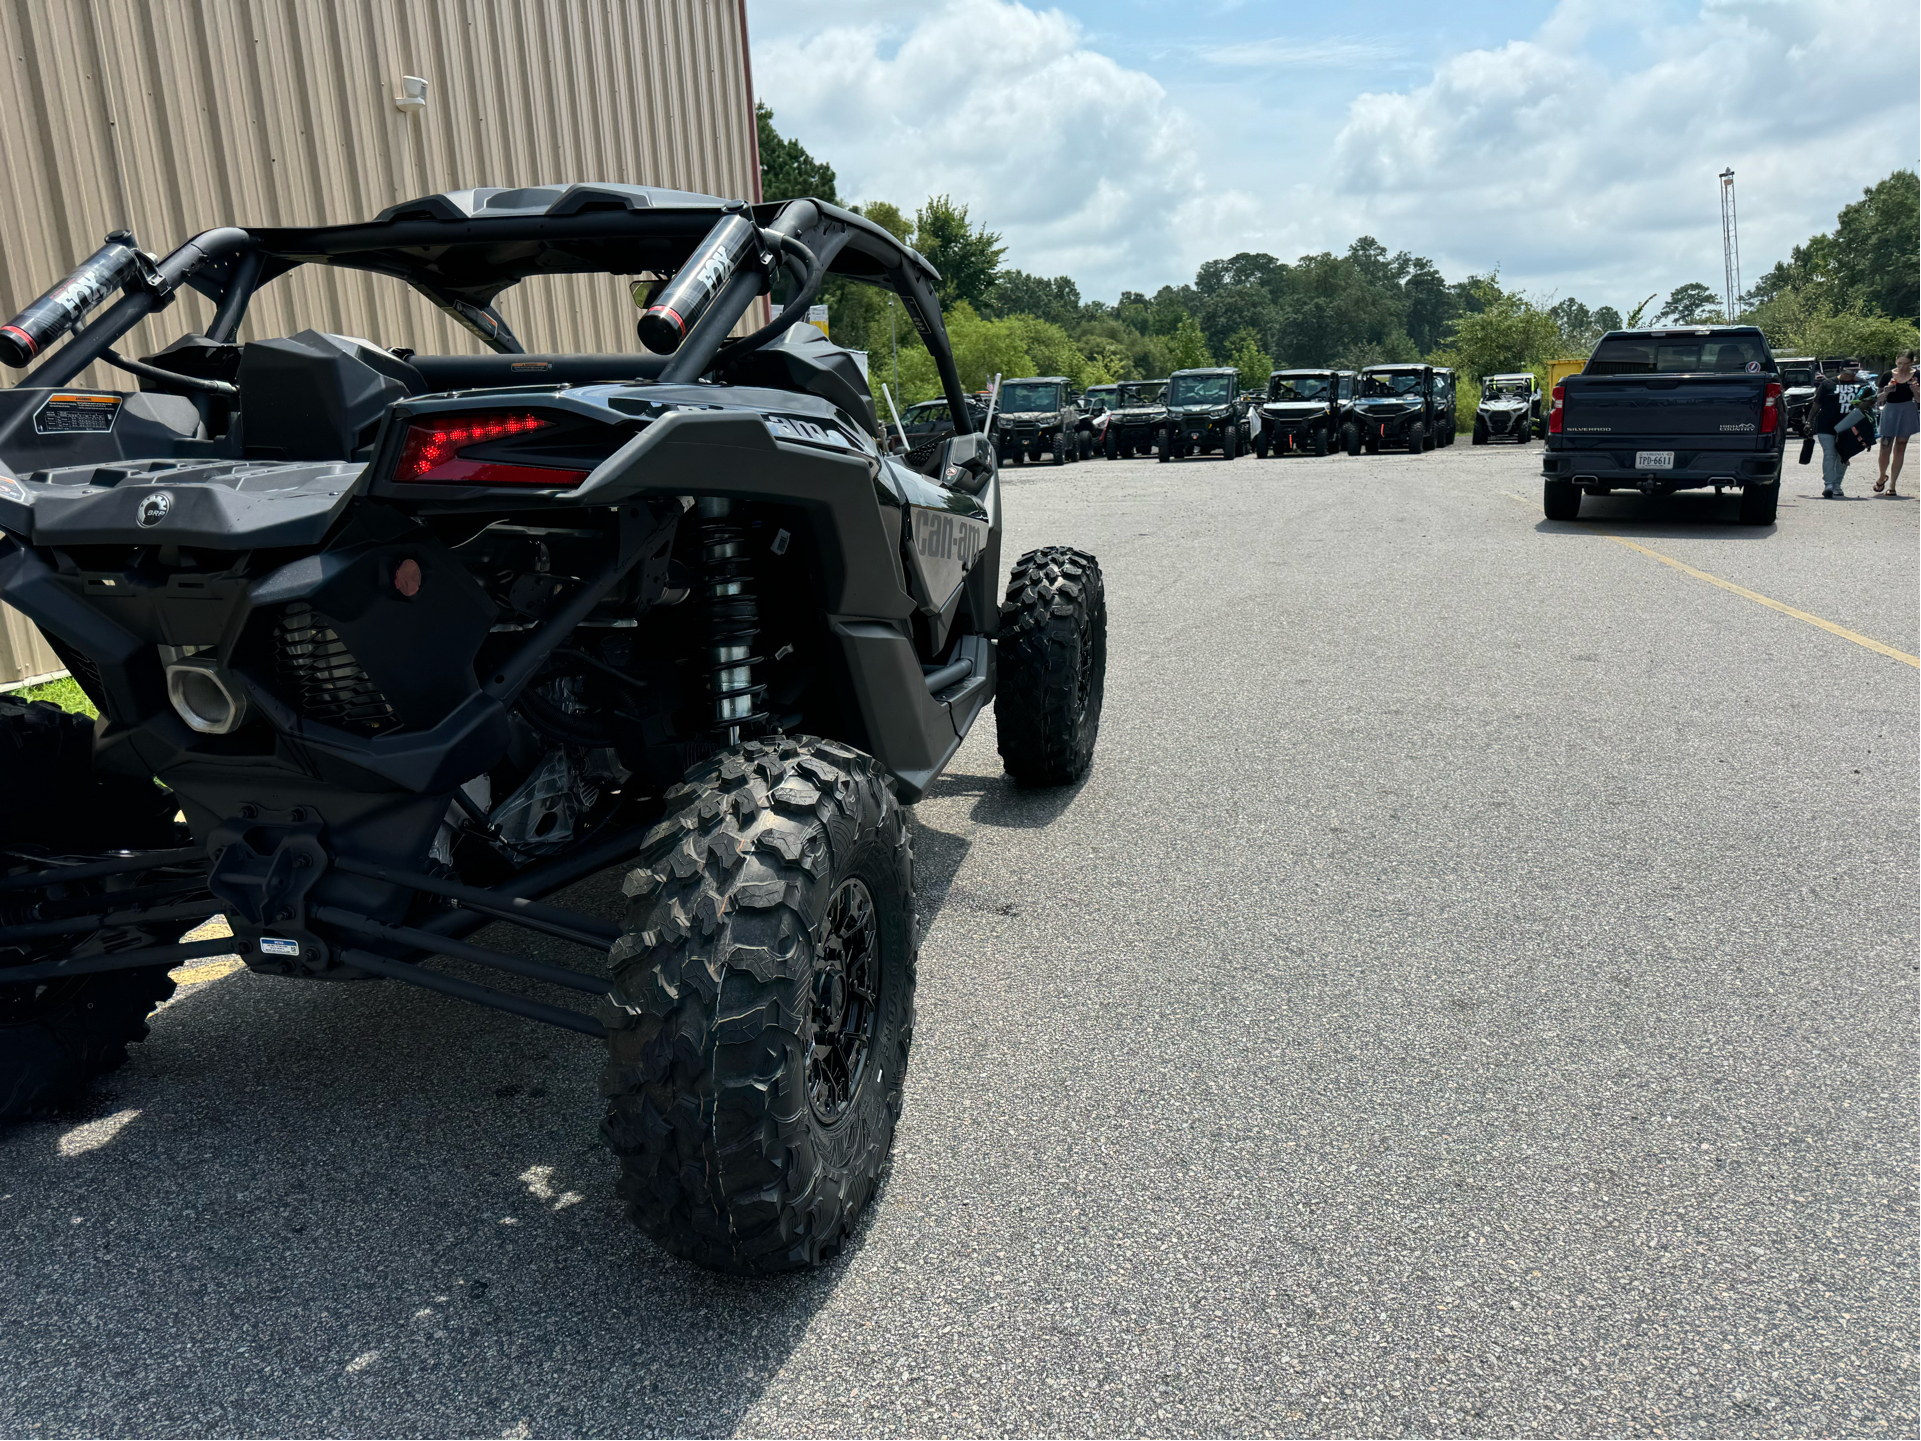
[1719,169,1742,322]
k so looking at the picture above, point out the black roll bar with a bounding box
[20,227,256,389]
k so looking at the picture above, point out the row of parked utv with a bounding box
[894,364,1549,463]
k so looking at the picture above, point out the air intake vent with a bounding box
[273,603,396,733]
[41,634,107,714]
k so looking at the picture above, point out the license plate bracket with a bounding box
[1635,450,1675,469]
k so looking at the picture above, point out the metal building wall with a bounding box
[0,0,760,684]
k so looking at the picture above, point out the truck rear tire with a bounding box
[1544,478,1582,521]
[603,735,918,1273]
[996,546,1106,787]
[1738,481,1779,525]
[2,699,184,1122]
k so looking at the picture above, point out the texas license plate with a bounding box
[1635,450,1675,469]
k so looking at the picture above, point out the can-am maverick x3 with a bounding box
[0,185,1107,1274]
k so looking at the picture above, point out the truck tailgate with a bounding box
[1561,375,1773,445]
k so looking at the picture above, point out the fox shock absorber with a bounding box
[697,499,768,743]
[0,231,156,367]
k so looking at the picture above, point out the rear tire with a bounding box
[1544,478,1582,521]
[2,699,184,1122]
[603,736,917,1274]
[1738,481,1779,525]
[996,547,1107,786]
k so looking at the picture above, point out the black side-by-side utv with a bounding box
[0,184,1107,1273]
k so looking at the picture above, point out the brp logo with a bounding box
[136,491,173,527]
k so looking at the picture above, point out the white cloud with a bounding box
[749,1,1919,309]
[1327,2,1921,305]
[751,0,1209,294]
[1199,37,1409,69]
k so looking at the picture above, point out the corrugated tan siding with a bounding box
[0,0,760,685]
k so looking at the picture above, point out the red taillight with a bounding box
[393,412,586,486]
[1760,380,1782,434]
[1548,384,1564,435]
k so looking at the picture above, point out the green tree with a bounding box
[1622,294,1658,327]
[986,270,1081,325]
[756,103,838,204]
[1657,282,1720,324]
[856,201,913,243]
[1591,305,1623,334]
[1830,169,1919,323]
[1227,329,1271,391]
[1077,334,1135,383]
[1429,283,1562,381]
[1168,314,1212,371]
[913,196,1006,312]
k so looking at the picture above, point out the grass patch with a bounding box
[10,674,96,717]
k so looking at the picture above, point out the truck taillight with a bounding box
[1760,381,1782,434]
[393,412,587,486]
[1548,384,1564,434]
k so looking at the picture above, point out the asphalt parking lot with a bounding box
[2,440,1915,1438]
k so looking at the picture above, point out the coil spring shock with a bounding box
[698,498,767,743]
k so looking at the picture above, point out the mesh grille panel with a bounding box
[273,603,396,732]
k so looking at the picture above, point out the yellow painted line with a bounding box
[1499,490,1920,668]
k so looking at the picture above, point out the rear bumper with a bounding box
[1542,446,1782,488]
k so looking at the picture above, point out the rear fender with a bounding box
[565,408,914,620]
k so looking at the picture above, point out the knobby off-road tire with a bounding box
[996,547,1107,786]
[1104,429,1119,460]
[1254,429,1269,459]
[1544,478,1582,521]
[1343,423,1362,456]
[1473,418,1488,444]
[1739,481,1779,525]
[1312,427,1330,457]
[1,700,182,1121]
[602,736,917,1273]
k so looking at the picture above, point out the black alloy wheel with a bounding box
[604,735,918,1274]
[808,877,880,1123]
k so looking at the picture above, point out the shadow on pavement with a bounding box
[1532,488,1783,538]
[919,767,1086,830]
[0,864,861,1439]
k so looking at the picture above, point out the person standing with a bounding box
[1874,351,1916,496]
[1810,360,1861,498]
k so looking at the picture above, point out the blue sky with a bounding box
[745,0,1920,316]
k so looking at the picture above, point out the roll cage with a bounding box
[9,184,974,433]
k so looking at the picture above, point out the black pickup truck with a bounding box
[1540,326,1785,524]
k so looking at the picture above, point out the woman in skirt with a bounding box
[1874,351,1916,496]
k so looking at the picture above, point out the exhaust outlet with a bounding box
[166,657,249,734]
